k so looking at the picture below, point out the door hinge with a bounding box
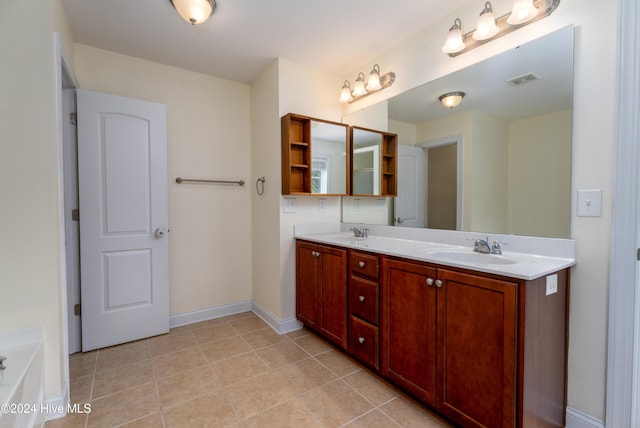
[72,209,79,221]
[69,112,77,126]
[74,303,81,316]
[637,248,640,261]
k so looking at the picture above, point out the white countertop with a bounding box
[295,224,576,280]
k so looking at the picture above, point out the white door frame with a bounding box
[606,0,640,425]
[55,32,79,407]
[417,134,464,231]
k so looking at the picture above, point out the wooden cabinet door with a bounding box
[381,258,437,404]
[296,242,319,329]
[436,269,517,428]
[318,246,348,348]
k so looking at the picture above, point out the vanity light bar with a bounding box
[446,0,560,57]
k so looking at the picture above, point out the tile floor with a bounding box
[46,312,453,428]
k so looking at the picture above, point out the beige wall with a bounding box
[276,59,344,321]
[0,0,74,397]
[341,0,616,420]
[508,110,572,238]
[73,45,253,315]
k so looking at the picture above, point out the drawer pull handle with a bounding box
[426,278,434,286]
[358,261,366,268]
[359,295,365,302]
[358,337,365,344]
[435,279,444,288]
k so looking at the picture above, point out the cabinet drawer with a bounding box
[350,251,379,280]
[348,316,379,369]
[349,277,379,324]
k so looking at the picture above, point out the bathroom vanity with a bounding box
[294,225,575,428]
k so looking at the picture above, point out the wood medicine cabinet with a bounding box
[281,113,350,195]
[281,113,397,196]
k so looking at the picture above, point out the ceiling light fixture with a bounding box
[473,2,499,41]
[439,92,466,109]
[443,0,560,57]
[170,0,216,25]
[339,65,396,104]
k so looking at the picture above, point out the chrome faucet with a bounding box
[473,237,492,254]
[349,224,369,238]
[473,237,506,255]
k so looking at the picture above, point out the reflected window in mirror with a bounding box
[281,113,350,196]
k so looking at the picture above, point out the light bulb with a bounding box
[507,0,538,25]
[366,65,382,91]
[442,18,466,54]
[339,81,354,103]
[473,2,499,41]
[352,73,367,97]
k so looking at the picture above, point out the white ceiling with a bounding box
[61,0,471,84]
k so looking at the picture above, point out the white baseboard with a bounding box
[566,407,605,428]
[251,301,302,334]
[44,381,68,421]
[169,300,302,334]
[169,300,252,328]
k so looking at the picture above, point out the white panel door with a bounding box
[77,89,169,351]
[394,145,425,228]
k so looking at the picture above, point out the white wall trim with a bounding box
[607,0,640,426]
[169,301,252,328]
[566,407,605,428]
[417,134,464,231]
[44,381,69,421]
[168,301,303,334]
[251,301,303,334]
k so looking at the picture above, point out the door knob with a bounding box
[154,228,166,238]
[358,337,365,344]
[359,295,365,302]
[435,279,443,288]
[396,217,404,224]
[426,278,434,286]
[358,261,366,268]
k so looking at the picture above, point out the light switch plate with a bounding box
[577,189,602,217]
[354,198,361,212]
[376,199,386,211]
[546,274,558,296]
[283,198,296,213]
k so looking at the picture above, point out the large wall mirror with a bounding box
[342,26,574,238]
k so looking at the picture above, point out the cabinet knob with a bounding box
[358,295,365,302]
[358,337,365,344]
[426,278,434,286]
[358,261,366,268]
[435,279,443,288]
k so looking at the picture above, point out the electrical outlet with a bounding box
[318,198,326,212]
[376,199,386,211]
[354,198,361,212]
[546,274,558,296]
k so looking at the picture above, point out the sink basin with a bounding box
[426,250,518,265]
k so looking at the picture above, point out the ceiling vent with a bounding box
[506,72,541,87]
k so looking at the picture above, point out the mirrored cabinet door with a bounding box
[281,113,350,195]
[351,126,397,196]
